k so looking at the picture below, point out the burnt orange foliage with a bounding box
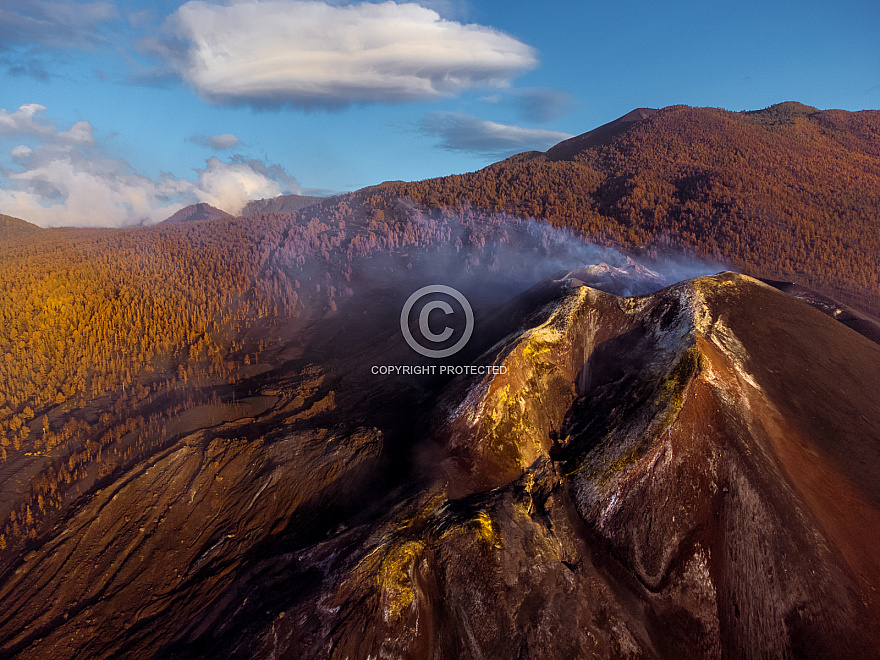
[382,103,880,311]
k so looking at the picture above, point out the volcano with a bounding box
[1,270,878,659]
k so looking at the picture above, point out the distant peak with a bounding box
[543,107,658,161]
[618,107,660,122]
[740,101,819,125]
[160,203,232,225]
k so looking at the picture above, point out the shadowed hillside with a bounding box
[1,199,666,544]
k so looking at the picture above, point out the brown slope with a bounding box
[160,203,232,224]
[566,274,880,658]
[430,273,880,658]
[760,278,880,345]
[543,107,659,161]
[381,103,880,315]
[0,214,41,241]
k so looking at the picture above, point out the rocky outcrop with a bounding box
[241,273,880,658]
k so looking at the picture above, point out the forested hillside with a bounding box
[241,193,325,216]
[0,215,41,242]
[382,102,880,311]
[160,203,232,224]
[0,195,522,545]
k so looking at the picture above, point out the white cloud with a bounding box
[193,157,285,212]
[0,104,56,137]
[421,111,572,157]
[0,105,297,227]
[479,94,503,105]
[57,120,96,145]
[207,133,242,149]
[1,152,179,228]
[159,0,537,108]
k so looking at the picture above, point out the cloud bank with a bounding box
[0,104,296,227]
[421,111,572,157]
[158,0,537,109]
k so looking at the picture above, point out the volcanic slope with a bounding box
[1,272,878,659]
[382,102,880,313]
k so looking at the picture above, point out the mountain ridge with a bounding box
[380,102,880,315]
[13,100,880,320]
[156,194,326,226]
[240,193,325,216]
[542,106,659,161]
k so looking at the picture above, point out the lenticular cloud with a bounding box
[164,0,538,109]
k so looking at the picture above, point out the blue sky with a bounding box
[1,0,878,227]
